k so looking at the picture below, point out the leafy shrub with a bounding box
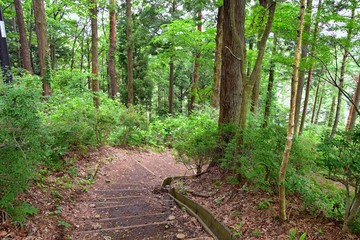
[172,111,218,174]
[107,106,148,146]
[0,83,43,223]
[142,109,218,173]
[317,127,360,232]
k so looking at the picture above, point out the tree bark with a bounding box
[279,0,305,221]
[328,96,336,127]
[345,74,360,131]
[294,0,313,134]
[14,0,32,73]
[262,36,277,128]
[212,6,223,109]
[311,82,320,124]
[126,0,134,106]
[91,0,100,108]
[189,10,202,113]
[108,0,118,99]
[238,0,276,130]
[218,0,246,142]
[299,0,322,135]
[33,0,51,96]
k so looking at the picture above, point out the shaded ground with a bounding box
[173,167,359,240]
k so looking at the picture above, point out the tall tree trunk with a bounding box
[91,0,100,108]
[262,36,277,128]
[330,51,349,138]
[126,0,134,106]
[279,0,305,221]
[238,0,276,130]
[218,0,246,142]
[345,74,360,131]
[13,15,21,68]
[330,5,355,138]
[169,59,174,114]
[50,42,56,70]
[87,37,91,89]
[108,0,117,99]
[189,10,202,113]
[299,0,322,135]
[33,0,51,96]
[14,0,32,73]
[294,0,313,134]
[311,82,320,124]
[212,6,223,109]
[315,86,324,124]
[169,0,176,114]
[328,96,336,127]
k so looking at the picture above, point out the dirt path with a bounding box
[69,147,211,240]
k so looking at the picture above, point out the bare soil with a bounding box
[173,166,360,240]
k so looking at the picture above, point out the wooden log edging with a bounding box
[162,177,237,240]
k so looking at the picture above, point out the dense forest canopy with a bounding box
[1,0,360,237]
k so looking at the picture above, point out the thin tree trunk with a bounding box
[330,5,355,138]
[91,0,100,108]
[315,86,324,124]
[345,74,360,131]
[13,16,21,68]
[294,0,313,134]
[126,0,134,106]
[279,0,305,221]
[33,0,51,96]
[108,0,118,99]
[87,37,91,89]
[262,36,277,128]
[328,96,336,127]
[189,10,202,113]
[212,6,223,109]
[311,82,320,124]
[299,0,322,135]
[14,0,32,73]
[169,59,174,114]
[330,51,349,138]
[238,0,276,130]
[169,0,176,114]
[50,42,56,70]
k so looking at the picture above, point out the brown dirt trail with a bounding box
[69,147,211,240]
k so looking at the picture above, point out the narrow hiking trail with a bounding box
[68,147,212,240]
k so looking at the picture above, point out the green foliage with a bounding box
[317,127,360,229]
[142,109,218,173]
[257,198,272,210]
[109,107,148,146]
[0,83,42,223]
[288,228,307,240]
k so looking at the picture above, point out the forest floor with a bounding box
[1,147,359,239]
[173,167,360,240]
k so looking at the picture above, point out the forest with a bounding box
[1,0,360,239]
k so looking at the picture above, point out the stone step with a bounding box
[74,220,176,240]
[93,189,145,197]
[94,203,165,218]
[88,196,148,207]
[80,212,171,231]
